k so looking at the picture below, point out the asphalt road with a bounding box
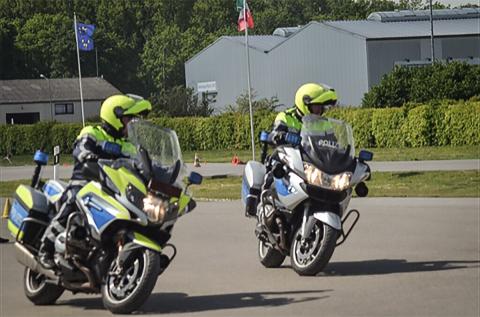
[1,159,479,181]
[1,198,479,317]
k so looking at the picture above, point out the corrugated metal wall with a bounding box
[367,39,422,88]
[366,36,480,88]
[441,36,480,59]
[186,25,369,111]
[267,24,368,107]
[186,24,479,111]
[185,38,271,113]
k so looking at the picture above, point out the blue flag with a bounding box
[75,22,95,51]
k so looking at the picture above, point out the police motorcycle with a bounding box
[242,114,373,276]
[7,120,202,314]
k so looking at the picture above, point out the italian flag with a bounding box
[237,1,254,32]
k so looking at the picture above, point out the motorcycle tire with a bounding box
[258,239,285,268]
[24,267,64,305]
[102,248,160,314]
[290,221,338,276]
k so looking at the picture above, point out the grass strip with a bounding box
[183,145,480,163]
[2,171,477,200]
[190,171,479,200]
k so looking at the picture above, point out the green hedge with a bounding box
[435,101,480,146]
[1,102,479,155]
[362,62,480,108]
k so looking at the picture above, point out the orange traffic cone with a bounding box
[231,154,239,166]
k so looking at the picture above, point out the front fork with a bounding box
[300,202,360,246]
[300,202,315,240]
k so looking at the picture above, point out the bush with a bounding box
[0,121,57,155]
[363,61,480,108]
[329,107,375,148]
[401,104,436,147]
[1,101,478,156]
[150,86,214,117]
[435,102,480,146]
[372,108,406,147]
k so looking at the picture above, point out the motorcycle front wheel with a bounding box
[290,220,338,276]
[102,248,160,314]
[24,267,64,305]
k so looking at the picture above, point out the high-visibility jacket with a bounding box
[270,107,303,144]
[71,125,136,180]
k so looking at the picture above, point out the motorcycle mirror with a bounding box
[259,131,270,143]
[359,150,373,162]
[33,149,49,166]
[355,182,369,197]
[188,172,203,185]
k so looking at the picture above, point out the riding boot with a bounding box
[38,217,67,269]
[38,239,55,269]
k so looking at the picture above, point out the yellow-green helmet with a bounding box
[294,83,338,115]
[100,94,152,132]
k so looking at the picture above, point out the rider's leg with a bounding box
[39,186,80,268]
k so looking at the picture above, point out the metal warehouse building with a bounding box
[185,8,480,112]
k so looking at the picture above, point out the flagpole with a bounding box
[95,47,99,77]
[244,0,255,161]
[429,0,435,63]
[74,12,86,127]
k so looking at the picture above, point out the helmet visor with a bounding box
[308,100,337,114]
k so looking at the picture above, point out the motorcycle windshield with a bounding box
[127,120,185,182]
[300,115,355,174]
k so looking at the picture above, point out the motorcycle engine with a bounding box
[262,203,277,230]
[54,231,67,254]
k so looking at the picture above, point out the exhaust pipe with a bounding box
[14,242,59,282]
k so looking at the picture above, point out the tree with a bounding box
[0,0,458,113]
[140,23,185,94]
[95,0,151,96]
[362,62,480,108]
[0,18,23,78]
[15,13,76,78]
[225,91,280,114]
[150,86,213,117]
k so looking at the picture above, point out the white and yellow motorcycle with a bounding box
[242,114,372,276]
[8,120,202,313]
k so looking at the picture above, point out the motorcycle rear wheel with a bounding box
[102,248,160,314]
[258,239,285,268]
[290,221,338,276]
[24,267,64,305]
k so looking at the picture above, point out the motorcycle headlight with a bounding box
[143,193,168,224]
[304,163,352,191]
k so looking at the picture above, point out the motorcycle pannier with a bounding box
[8,185,50,248]
[242,161,266,216]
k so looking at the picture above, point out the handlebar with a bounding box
[259,130,302,164]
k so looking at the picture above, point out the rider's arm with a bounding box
[270,117,289,145]
[73,134,100,163]
[270,121,302,146]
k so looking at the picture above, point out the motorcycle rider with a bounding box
[39,94,152,268]
[252,83,338,218]
[270,82,338,145]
